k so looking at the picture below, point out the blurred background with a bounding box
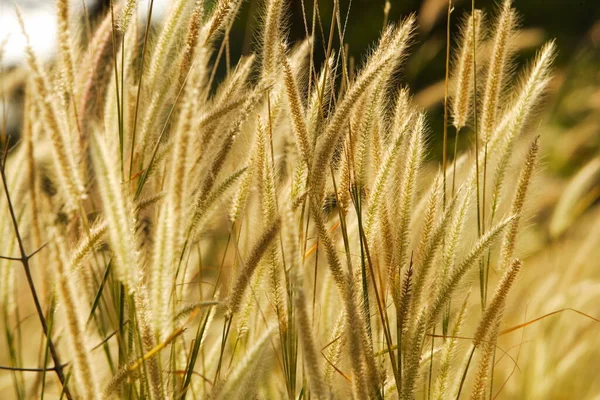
[1,0,600,397]
[2,0,599,158]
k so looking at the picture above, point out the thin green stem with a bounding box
[470,0,484,309]
[109,1,124,180]
[129,0,155,181]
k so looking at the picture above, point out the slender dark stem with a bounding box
[0,365,67,373]
[213,318,232,383]
[0,151,72,400]
[29,243,48,258]
[456,344,476,399]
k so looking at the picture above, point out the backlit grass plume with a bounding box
[0,0,574,399]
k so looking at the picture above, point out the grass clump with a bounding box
[3,0,587,399]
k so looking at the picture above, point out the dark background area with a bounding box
[88,0,600,92]
[57,0,600,161]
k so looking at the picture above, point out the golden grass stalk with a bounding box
[311,18,415,198]
[307,55,335,145]
[259,116,278,224]
[228,218,282,315]
[310,204,374,398]
[56,0,75,96]
[465,41,555,192]
[213,325,276,399]
[469,258,523,398]
[499,138,539,270]
[324,312,345,385]
[411,186,463,313]
[179,0,204,81]
[401,307,428,398]
[78,5,117,125]
[364,105,412,240]
[487,38,554,224]
[470,319,500,400]
[119,0,137,33]
[433,292,470,400]
[261,0,284,79]
[479,0,515,142]
[132,284,164,400]
[451,10,483,130]
[426,215,516,327]
[260,123,287,331]
[17,10,85,212]
[283,204,327,398]
[282,47,312,165]
[90,133,139,290]
[354,86,381,188]
[393,112,425,280]
[473,258,522,347]
[148,0,188,83]
[441,187,472,280]
[70,218,106,269]
[230,116,265,222]
[414,174,441,271]
[51,231,101,400]
[204,0,237,46]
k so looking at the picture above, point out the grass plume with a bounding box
[0,2,573,398]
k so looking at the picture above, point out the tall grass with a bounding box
[1,0,580,398]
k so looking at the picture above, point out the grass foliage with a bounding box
[5,0,591,398]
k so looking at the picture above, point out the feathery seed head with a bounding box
[473,258,522,346]
[451,10,483,130]
[480,0,517,141]
[119,0,137,33]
